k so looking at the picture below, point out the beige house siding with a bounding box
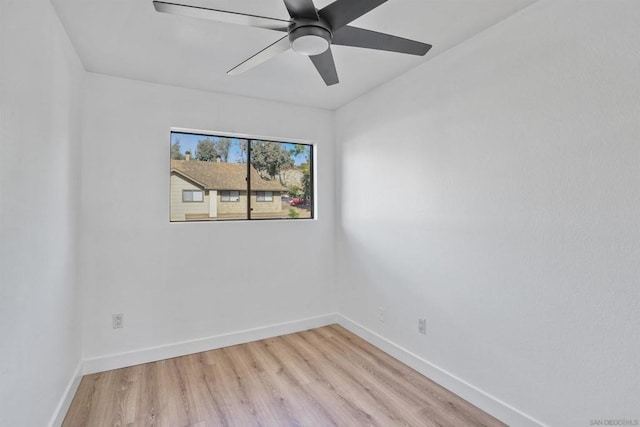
[170,174,210,220]
[250,193,283,213]
[171,173,284,220]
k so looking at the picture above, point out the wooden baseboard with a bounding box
[82,313,339,375]
[48,360,83,427]
[336,314,546,427]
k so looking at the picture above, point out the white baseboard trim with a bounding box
[48,360,83,427]
[336,314,547,427]
[83,313,339,375]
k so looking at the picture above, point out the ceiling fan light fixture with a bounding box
[289,26,331,56]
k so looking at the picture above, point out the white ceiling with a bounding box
[51,0,537,109]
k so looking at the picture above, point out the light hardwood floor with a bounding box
[63,324,506,426]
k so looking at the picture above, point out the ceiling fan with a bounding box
[153,0,432,86]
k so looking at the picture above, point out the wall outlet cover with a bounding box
[113,313,124,329]
[418,318,426,334]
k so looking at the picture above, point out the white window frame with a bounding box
[256,191,273,202]
[183,189,204,202]
[220,190,240,202]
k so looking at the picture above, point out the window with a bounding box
[170,131,314,222]
[256,191,273,202]
[182,190,203,202]
[220,191,240,202]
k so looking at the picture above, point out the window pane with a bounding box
[257,191,272,202]
[182,190,203,202]
[170,132,312,221]
[249,140,312,219]
[171,133,248,221]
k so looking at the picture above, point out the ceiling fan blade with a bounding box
[332,26,432,56]
[318,0,388,31]
[309,48,339,86]
[153,1,289,31]
[227,35,291,75]
[282,0,319,20]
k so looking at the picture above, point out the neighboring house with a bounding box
[170,159,287,221]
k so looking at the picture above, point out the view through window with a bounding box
[170,131,313,221]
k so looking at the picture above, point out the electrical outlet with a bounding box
[418,318,426,334]
[112,313,124,329]
[378,307,385,323]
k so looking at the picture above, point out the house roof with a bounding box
[171,160,287,192]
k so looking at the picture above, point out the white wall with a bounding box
[335,1,640,426]
[80,73,336,361]
[0,1,84,426]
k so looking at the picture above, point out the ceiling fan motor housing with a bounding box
[289,20,332,56]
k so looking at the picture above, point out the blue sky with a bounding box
[171,132,310,166]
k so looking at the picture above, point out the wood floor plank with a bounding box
[258,337,371,425]
[292,329,422,426]
[247,337,355,426]
[325,325,503,427]
[308,326,475,426]
[63,325,507,427]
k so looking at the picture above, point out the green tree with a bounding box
[170,140,185,160]
[300,163,312,200]
[195,137,234,162]
[289,144,306,159]
[287,185,302,198]
[195,139,217,161]
[288,208,300,219]
[250,141,294,180]
[235,140,247,163]
[216,138,232,162]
